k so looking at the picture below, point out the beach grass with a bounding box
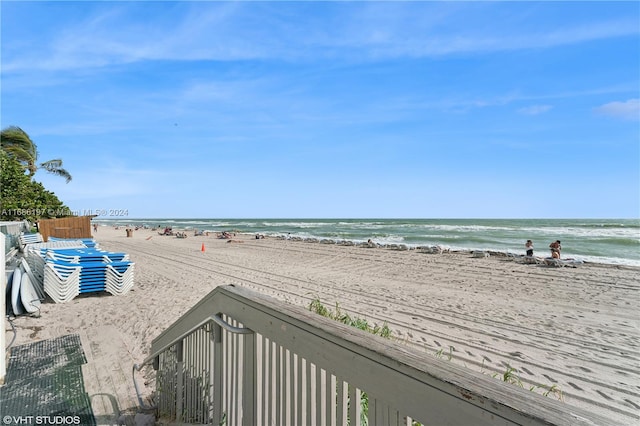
[309,298,391,338]
[309,296,564,422]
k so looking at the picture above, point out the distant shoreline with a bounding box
[94,217,640,268]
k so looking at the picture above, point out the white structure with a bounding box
[1,232,6,383]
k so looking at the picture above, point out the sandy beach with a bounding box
[6,226,640,424]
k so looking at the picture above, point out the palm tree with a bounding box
[0,126,72,183]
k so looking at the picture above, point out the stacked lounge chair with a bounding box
[48,236,99,248]
[18,232,44,251]
[24,239,134,303]
[43,260,83,303]
[24,241,90,291]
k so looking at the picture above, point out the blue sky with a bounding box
[1,1,638,219]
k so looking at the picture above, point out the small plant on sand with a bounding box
[492,364,564,401]
[435,346,454,361]
[494,364,535,391]
[541,384,564,401]
[309,298,331,318]
[494,364,522,387]
[309,297,391,338]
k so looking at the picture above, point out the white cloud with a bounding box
[2,3,638,74]
[594,99,640,120]
[518,105,553,115]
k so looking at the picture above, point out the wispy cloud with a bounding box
[2,2,638,74]
[518,105,553,116]
[594,99,640,121]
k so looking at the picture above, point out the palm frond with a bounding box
[1,126,39,175]
[40,159,64,171]
[40,160,72,183]
[1,126,38,157]
[2,126,71,182]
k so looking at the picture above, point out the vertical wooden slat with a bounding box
[350,387,359,426]
[208,325,215,424]
[243,326,256,425]
[183,337,188,423]
[275,343,282,426]
[188,333,193,423]
[394,407,401,426]
[374,395,382,426]
[306,360,313,426]
[295,354,303,426]
[175,341,184,422]
[185,334,191,422]
[336,378,344,426]
[224,320,230,422]
[232,321,239,423]
[231,319,239,423]
[203,328,207,423]
[285,349,293,426]
[236,325,244,423]
[197,328,203,423]
[223,321,229,422]
[226,319,232,423]
[190,332,195,422]
[212,323,223,426]
[195,330,199,423]
[256,334,263,426]
[270,340,277,426]
[328,373,336,426]
[316,366,324,426]
[222,324,229,420]
[262,336,270,426]
[194,330,199,422]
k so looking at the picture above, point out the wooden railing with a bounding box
[139,285,612,425]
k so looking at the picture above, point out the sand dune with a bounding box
[7,226,639,424]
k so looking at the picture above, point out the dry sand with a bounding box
[6,226,640,424]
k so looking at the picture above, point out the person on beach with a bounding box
[525,240,534,257]
[549,240,561,259]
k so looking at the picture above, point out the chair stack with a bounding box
[45,248,129,263]
[48,237,99,248]
[24,241,89,291]
[26,241,134,303]
[44,260,83,303]
[105,261,135,296]
[19,233,44,251]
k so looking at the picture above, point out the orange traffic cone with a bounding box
[201,243,206,252]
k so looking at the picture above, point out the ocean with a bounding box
[95,218,640,267]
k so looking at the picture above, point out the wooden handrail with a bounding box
[142,284,614,425]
